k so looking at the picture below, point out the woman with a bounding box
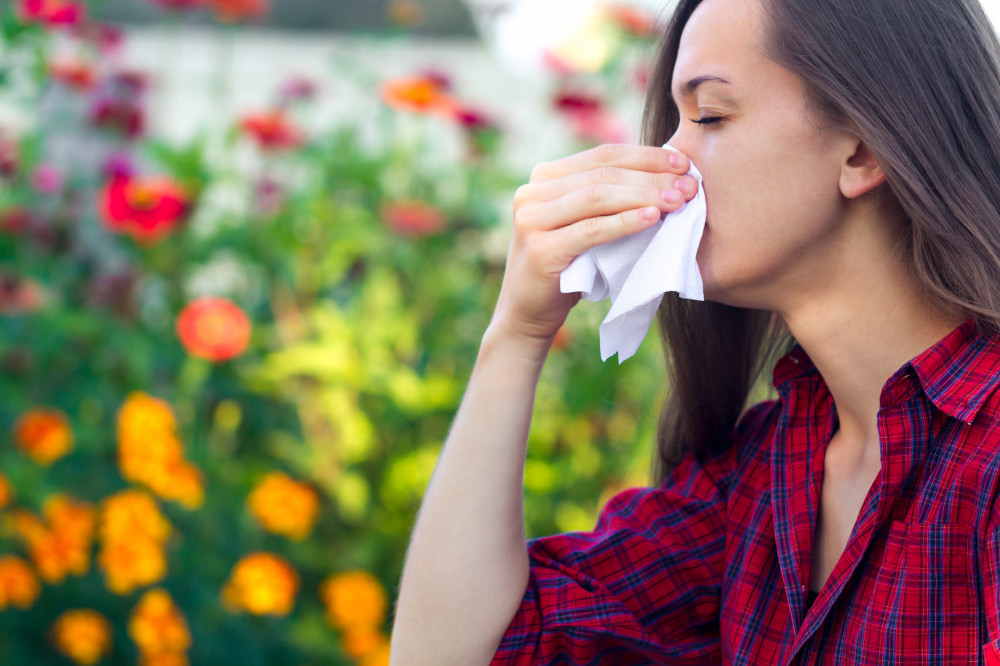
[391,0,1000,662]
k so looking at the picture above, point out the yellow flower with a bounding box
[117,392,177,442]
[0,555,40,609]
[0,471,13,509]
[51,609,113,665]
[221,552,299,616]
[99,489,170,544]
[147,461,204,510]
[319,570,388,630]
[341,625,388,659]
[97,536,168,595]
[128,588,191,656]
[246,471,319,540]
[14,407,74,465]
[44,494,97,543]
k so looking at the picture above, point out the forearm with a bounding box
[390,324,551,666]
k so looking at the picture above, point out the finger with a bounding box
[546,205,665,268]
[529,143,690,184]
[517,183,685,232]
[522,165,694,208]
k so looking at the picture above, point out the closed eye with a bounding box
[690,116,723,126]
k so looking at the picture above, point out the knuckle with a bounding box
[513,208,532,231]
[529,162,551,182]
[513,184,531,207]
[595,143,622,163]
[579,216,603,240]
[583,184,605,204]
[594,165,619,186]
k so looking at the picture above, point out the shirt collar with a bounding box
[771,317,1000,424]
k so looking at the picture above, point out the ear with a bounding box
[840,138,887,199]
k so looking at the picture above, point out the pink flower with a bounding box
[16,0,85,28]
[31,165,63,194]
[278,76,317,105]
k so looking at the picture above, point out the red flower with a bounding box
[380,199,446,236]
[239,110,304,151]
[48,60,96,91]
[176,297,251,362]
[380,76,458,117]
[209,0,268,22]
[16,0,85,27]
[98,174,189,244]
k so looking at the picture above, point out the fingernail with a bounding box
[669,153,682,168]
[661,189,681,203]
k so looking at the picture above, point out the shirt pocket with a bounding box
[859,520,978,663]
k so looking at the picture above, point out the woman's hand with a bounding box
[489,143,700,349]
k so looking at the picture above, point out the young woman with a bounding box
[390,0,1000,662]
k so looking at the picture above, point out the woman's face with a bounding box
[667,0,854,311]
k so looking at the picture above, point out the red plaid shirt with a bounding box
[492,316,1000,665]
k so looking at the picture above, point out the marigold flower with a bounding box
[221,552,299,616]
[359,643,391,666]
[319,570,388,630]
[16,0,85,27]
[117,391,178,442]
[51,609,113,665]
[97,536,168,595]
[140,653,189,666]
[379,199,447,236]
[380,76,458,116]
[175,297,251,362]
[11,495,98,584]
[0,556,41,609]
[0,471,13,509]
[341,625,388,659]
[97,174,188,244]
[14,407,73,466]
[246,471,319,540]
[129,588,192,656]
[151,460,205,509]
[209,0,268,22]
[99,489,171,545]
[44,494,97,543]
[238,110,304,151]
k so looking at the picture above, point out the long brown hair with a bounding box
[642,0,1000,485]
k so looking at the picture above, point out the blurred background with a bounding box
[0,0,739,663]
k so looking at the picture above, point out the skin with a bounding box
[666,0,968,590]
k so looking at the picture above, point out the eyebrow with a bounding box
[673,75,732,99]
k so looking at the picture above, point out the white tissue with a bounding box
[559,143,706,363]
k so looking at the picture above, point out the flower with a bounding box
[97,489,171,594]
[277,76,316,105]
[238,110,304,151]
[31,164,64,193]
[51,610,113,665]
[319,570,388,630]
[341,625,389,659]
[387,0,424,27]
[140,654,190,666]
[380,76,457,116]
[128,588,192,657]
[14,407,74,465]
[359,643,391,666]
[48,60,96,91]
[209,0,268,22]
[98,174,188,244]
[221,553,299,616]
[246,471,320,540]
[0,556,41,609]
[601,3,657,37]
[9,495,96,584]
[16,0,85,27]
[0,471,13,509]
[380,199,447,236]
[175,297,251,362]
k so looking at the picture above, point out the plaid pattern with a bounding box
[493,316,1000,665]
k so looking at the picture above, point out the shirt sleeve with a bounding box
[491,437,739,665]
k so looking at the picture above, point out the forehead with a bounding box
[672,0,763,97]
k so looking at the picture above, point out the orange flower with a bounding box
[380,199,446,236]
[209,0,267,22]
[221,552,299,616]
[128,588,191,656]
[319,570,388,630]
[175,297,251,362]
[117,391,178,442]
[14,407,74,465]
[246,471,319,540]
[98,173,189,244]
[99,489,170,545]
[601,3,657,37]
[97,536,168,595]
[0,556,41,609]
[238,110,303,150]
[359,643,391,666]
[380,76,458,116]
[140,653,189,666]
[150,460,204,509]
[0,471,13,509]
[341,625,388,659]
[51,609,113,665]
